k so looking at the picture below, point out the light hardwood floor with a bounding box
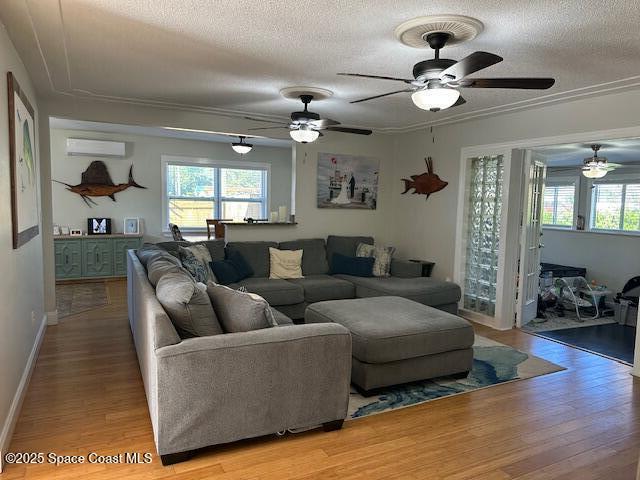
[4,279,639,479]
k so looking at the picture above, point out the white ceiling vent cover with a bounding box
[66,138,126,157]
[394,15,484,49]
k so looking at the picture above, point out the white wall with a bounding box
[0,23,45,468]
[390,89,640,280]
[541,229,639,293]
[50,128,292,241]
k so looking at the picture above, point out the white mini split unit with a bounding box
[66,138,126,157]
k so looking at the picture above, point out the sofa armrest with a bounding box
[390,259,423,278]
[153,323,352,455]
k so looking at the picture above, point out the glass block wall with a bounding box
[463,155,504,316]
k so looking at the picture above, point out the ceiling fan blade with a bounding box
[310,118,341,128]
[456,78,556,89]
[338,73,413,84]
[439,52,503,82]
[247,126,290,131]
[325,126,372,135]
[244,116,286,124]
[350,88,413,104]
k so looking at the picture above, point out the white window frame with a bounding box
[161,155,271,232]
[587,173,640,235]
[542,178,578,228]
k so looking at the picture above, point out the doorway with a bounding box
[516,138,640,364]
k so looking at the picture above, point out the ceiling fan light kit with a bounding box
[290,125,320,143]
[231,136,253,154]
[411,84,460,111]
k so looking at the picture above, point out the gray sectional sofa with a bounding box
[127,250,352,465]
[155,235,461,320]
[127,235,464,464]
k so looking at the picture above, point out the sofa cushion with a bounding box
[156,271,222,338]
[272,309,294,326]
[330,253,374,277]
[136,243,168,267]
[286,275,355,303]
[305,296,474,363]
[279,238,329,275]
[269,247,303,279]
[326,235,373,264]
[229,277,304,306]
[334,275,461,307]
[225,241,278,278]
[157,240,225,262]
[147,255,183,287]
[206,283,275,332]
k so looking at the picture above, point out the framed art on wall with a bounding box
[7,72,39,249]
[317,152,379,209]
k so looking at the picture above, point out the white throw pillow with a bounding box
[269,247,304,279]
[356,242,395,277]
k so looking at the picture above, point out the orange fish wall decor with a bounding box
[401,157,448,199]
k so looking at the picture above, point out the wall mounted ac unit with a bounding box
[66,138,126,157]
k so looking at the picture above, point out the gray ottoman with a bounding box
[305,296,474,394]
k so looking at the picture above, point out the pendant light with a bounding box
[231,136,253,154]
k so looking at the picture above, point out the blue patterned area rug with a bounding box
[347,335,564,420]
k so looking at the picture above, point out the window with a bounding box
[164,158,268,229]
[590,181,640,232]
[542,183,576,227]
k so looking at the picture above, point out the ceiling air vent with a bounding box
[66,138,126,157]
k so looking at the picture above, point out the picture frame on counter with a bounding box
[124,217,141,235]
[60,226,70,235]
[70,229,82,236]
[53,225,61,236]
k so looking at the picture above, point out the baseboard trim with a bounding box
[0,314,47,472]
[47,310,58,326]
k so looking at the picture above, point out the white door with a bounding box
[516,151,547,327]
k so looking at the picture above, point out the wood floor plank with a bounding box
[3,279,639,479]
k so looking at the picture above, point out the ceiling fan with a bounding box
[582,144,621,178]
[338,32,555,112]
[245,95,372,143]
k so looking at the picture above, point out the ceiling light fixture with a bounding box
[231,136,253,154]
[582,166,607,179]
[411,84,460,112]
[289,125,320,144]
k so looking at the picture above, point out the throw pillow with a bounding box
[269,247,303,279]
[330,253,374,277]
[178,245,211,283]
[156,271,223,338]
[356,242,396,277]
[210,251,254,285]
[206,283,276,332]
[227,250,254,279]
[210,259,241,285]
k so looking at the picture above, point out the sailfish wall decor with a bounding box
[54,160,146,207]
[401,157,448,200]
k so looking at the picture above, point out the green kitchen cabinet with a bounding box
[54,239,83,279]
[54,235,143,280]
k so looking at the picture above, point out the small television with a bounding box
[88,218,111,235]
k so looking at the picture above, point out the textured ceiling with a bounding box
[2,0,640,131]
[537,138,640,167]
